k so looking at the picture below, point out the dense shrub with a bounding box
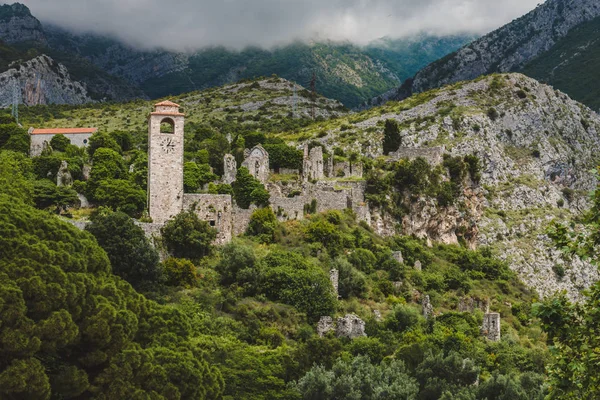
[333,257,368,299]
[32,179,79,210]
[246,207,279,243]
[0,121,29,154]
[163,258,198,287]
[184,161,217,192]
[259,250,337,320]
[232,166,270,209]
[161,210,217,259]
[87,132,121,157]
[92,179,146,217]
[49,134,70,152]
[86,210,161,285]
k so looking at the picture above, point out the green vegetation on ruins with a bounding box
[3,71,600,398]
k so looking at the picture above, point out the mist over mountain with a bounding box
[14,0,538,51]
[0,2,475,106]
[377,0,600,111]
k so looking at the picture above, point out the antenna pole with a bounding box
[310,72,316,120]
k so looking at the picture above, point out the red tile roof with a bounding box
[30,128,98,135]
[154,100,180,107]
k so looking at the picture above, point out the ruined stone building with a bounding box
[29,127,98,156]
[146,101,369,245]
[241,145,270,184]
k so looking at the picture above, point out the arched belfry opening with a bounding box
[160,117,175,134]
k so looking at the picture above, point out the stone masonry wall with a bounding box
[148,110,185,224]
[389,146,445,165]
[232,205,257,236]
[30,132,93,156]
[183,194,233,245]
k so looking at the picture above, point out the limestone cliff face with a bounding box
[0,55,91,107]
[392,0,600,99]
[314,73,600,299]
[0,3,46,45]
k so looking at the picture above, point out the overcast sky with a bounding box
[14,0,542,51]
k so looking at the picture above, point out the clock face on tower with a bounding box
[160,137,176,153]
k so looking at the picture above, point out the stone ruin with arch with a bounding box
[144,100,369,245]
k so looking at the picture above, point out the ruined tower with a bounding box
[148,100,185,224]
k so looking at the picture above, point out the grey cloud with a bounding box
[15,0,541,51]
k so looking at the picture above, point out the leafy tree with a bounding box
[161,210,217,260]
[49,134,70,152]
[184,162,217,192]
[383,119,401,155]
[0,195,223,399]
[232,166,270,209]
[259,250,336,320]
[246,207,279,243]
[333,257,367,299]
[347,248,377,273]
[32,179,79,210]
[0,120,29,154]
[216,241,258,285]
[0,150,33,204]
[86,210,161,285]
[163,258,198,287]
[88,148,127,192]
[87,132,121,157]
[263,143,303,170]
[385,304,423,334]
[109,130,133,152]
[304,218,343,256]
[295,356,419,400]
[92,179,146,217]
[32,154,63,180]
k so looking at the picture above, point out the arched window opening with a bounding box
[160,118,175,134]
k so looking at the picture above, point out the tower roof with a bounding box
[154,100,180,107]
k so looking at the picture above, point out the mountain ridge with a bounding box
[377,0,600,109]
[0,2,474,107]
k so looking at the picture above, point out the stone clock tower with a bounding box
[148,100,185,224]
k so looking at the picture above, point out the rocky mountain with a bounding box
[379,0,600,108]
[284,73,600,299]
[21,71,600,300]
[522,15,600,112]
[0,3,472,108]
[0,54,91,107]
[0,3,45,45]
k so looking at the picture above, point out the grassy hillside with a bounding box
[6,71,600,398]
[522,16,600,112]
[19,76,347,133]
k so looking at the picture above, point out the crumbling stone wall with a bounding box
[481,312,501,341]
[271,195,305,221]
[183,194,233,245]
[29,131,94,156]
[232,205,257,236]
[389,146,445,165]
[317,316,335,337]
[223,154,237,184]
[303,144,324,182]
[332,161,363,178]
[330,269,339,298]
[336,314,367,339]
[242,145,270,184]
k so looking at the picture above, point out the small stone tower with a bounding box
[481,312,501,342]
[148,100,185,224]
